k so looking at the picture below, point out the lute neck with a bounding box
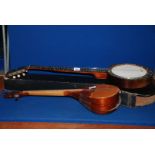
[19,89,84,97]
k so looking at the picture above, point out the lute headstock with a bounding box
[3,90,23,99]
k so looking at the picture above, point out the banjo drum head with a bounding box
[108,64,153,89]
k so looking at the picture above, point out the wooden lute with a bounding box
[4,84,120,114]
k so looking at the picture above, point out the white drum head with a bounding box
[110,64,147,79]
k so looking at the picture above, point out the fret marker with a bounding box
[89,86,96,90]
[74,67,81,71]
[91,67,98,69]
[13,76,16,79]
[17,74,21,78]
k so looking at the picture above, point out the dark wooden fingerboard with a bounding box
[27,65,106,72]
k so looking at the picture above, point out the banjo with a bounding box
[6,63,153,89]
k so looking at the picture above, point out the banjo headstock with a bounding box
[5,67,28,79]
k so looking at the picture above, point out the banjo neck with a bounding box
[26,65,108,79]
[6,65,108,79]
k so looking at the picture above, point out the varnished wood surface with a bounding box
[0,75,4,90]
[5,84,120,114]
[28,66,108,79]
[0,122,154,129]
